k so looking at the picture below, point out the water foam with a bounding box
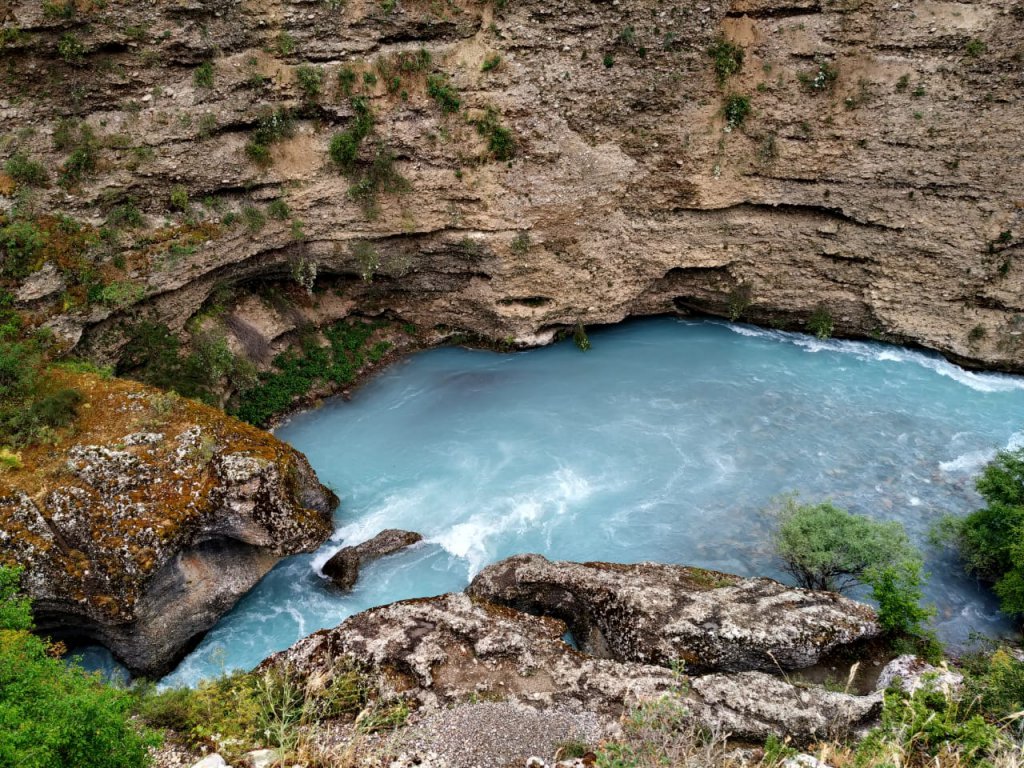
[719,322,1024,393]
[940,432,1024,474]
[431,467,594,576]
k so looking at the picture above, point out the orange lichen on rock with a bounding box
[0,370,337,675]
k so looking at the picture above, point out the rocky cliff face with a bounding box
[0,371,336,677]
[2,0,1022,384]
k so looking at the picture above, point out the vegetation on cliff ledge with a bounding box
[0,299,84,453]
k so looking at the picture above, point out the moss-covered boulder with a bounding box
[0,371,336,677]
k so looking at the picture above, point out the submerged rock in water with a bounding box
[467,554,879,672]
[0,372,337,678]
[322,529,423,591]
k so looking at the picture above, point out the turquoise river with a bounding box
[158,318,1024,686]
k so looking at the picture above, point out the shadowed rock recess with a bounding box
[0,373,336,677]
[1,0,1022,390]
[265,557,884,744]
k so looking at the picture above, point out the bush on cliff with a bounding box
[0,322,84,448]
[0,565,157,768]
[945,447,1024,616]
[770,497,932,636]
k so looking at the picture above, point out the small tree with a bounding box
[0,565,32,631]
[770,497,931,635]
[771,497,919,592]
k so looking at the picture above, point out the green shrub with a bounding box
[107,201,144,229]
[337,65,357,96]
[195,112,216,137]
[193,61,214,88]
[727,284,752,321]
[116,322,245,406]
[799,59,838,91]
[856,685,1002,767]
[4,153,48,186]
[0,220,45,278]
[57,122,99,187]
[770,496,922,594]
[481,53,502,72]
[0,566,32,631]
[330,97,374,172]
[330,131,361,170]
[52,119,76,151]
[963,647,1024,722]
[241,204,266,232]
[806,305,833,339]
[57,32,85,64]
[169,185,189,212]
[0,565,157,768]
[42,0,75,19]
[276,31,296,56]
[245,108,295,167]
[573,322,591,352]
[965,38,986,57]
[474,107,515,161]
[268,199,290,220]
[724,94,750,129]
[93,281,145,308]
[707,37,744,82]
[427,74,461,114]
[347,148,409,217]
[234,320,380,425]
[245,142,272,166]
[952,448,1024,615]
[603,53,614,68]
[296,64,324,101]
[863,561,933,636]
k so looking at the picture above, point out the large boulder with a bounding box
[0,372,337,677]
[322,529,423,591]
[468,554,879,673]
[264,591,883,747]
[264,592,678,716]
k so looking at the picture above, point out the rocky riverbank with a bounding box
[149,555,923,768]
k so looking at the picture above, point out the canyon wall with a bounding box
[1,0,1022,377]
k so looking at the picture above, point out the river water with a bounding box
[160,318,1024,686]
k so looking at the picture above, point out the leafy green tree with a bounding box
[863,562,933,636]
[0,565,32,631]
[771,496,920,592]
[954,448,1024,615]
[770,497,932,636]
